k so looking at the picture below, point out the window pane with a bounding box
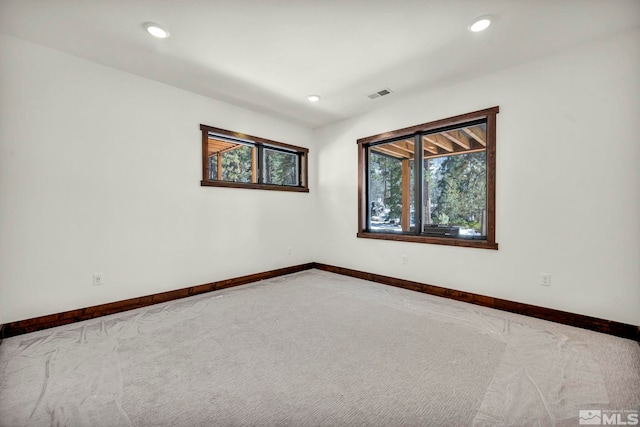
[368,139,413,233]
[264,149,299,186]
[206,135,254,183]
[423,125,487,238]
[208,154,218,180]
[220,144,253,183]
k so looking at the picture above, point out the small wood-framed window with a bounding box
[200,124,309,192]
[357,106,498,249]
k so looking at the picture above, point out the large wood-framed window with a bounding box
[357,106,499,249]
[200,124,309,192]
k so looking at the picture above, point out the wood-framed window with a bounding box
[357,106,499,250]
[200,124,309,192]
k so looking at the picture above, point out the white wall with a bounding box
[314,28,640,326]
[0,34,316,323]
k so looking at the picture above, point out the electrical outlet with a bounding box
[287,247,292,255]
[93,273,104,286]
[401,255,408,265]
[540,273,551,287]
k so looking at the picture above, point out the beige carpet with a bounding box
[0,270,638,426]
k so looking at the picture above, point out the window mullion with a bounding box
[257,144,264,184]
[413,134,423,236]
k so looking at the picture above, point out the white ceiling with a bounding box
[1,0,639,128]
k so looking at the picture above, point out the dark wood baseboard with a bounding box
[2,262,637,342]
[1,263,315,338]
[314,263,640,341]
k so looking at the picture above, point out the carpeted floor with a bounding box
[1,270,638,426]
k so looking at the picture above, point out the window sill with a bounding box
[201,180,309,193]
[356,231,498,250]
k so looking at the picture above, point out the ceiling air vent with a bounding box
[367,88,394,100]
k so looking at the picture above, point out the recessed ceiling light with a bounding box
[143,22,170,39]
[307,94,321,102]
[468,15,492,32]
